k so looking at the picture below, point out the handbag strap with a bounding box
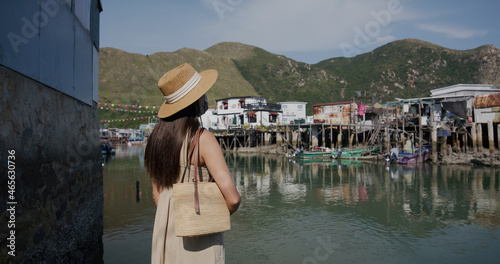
[193,128,213,183]
[180,128,201,184]
[180,127,208,215]
[193,128,201,214]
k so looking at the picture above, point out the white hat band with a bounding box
[164,71,201,104]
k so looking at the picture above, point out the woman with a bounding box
[145,63,240,264]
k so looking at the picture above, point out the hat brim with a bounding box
[158,69,218,118]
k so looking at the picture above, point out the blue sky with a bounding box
[100,0,500,64]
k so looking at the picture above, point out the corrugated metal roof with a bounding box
[430,84,500,97]
[313,103,355,124]
[277,101,308,104]
[474,93,500,108]
[215,96,266,102]
[313,101,354,107]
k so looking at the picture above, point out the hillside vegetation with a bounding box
[98,39,500,128]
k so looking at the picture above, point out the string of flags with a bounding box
[98,102,160,114]
[100,115,158,123]
[98,102,160,123]
[99,107,158,114]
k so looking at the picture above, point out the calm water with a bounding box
[102,144,500,263]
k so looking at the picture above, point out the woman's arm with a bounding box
[152,181,160,207]
[199,130,240,214]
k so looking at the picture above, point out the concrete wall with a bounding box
[0,65,103,263]
[0,0,103,262]
[278,102,307,125]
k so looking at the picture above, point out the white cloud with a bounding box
[198,0,416,54]
[416,23,488,39]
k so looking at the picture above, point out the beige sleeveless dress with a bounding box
[151,136,225,264]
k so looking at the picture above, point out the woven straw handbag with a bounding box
[173,128,230,237]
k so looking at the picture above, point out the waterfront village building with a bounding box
[100,128,143,142]
[474,93,500,124]
[140,122,157,136]
[277,101,307,125]
[215,97,282,129]
[430,84,500,125]
[313,101,373,130]
[0,0,103,262]
[200,105,218,130]
[429,84,500,98]
[137,100,307,131]
[138,101,302,131]
[313,101,358,124]
[132,106,221,132]
[393,84,500,127]
[306,116,315,124]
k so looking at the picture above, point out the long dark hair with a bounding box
[144,102,200,189]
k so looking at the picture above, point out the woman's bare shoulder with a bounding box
[200,129,217,143]
[199,130,219,149]
[198,129,223,165]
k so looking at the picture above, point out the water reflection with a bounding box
[228,154,499,230]
[225,154,500,263]
[102,148,500,264]
[102,144,155,264]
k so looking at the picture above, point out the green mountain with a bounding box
[98,46,258,107]
[98,46,259,127]
[98,39,500,128]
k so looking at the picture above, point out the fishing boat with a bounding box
[127,141,144,146]
[384,147,431,164]
[332,147,380,159]
[127,137,144,146]
[398,149,431,164]
[289,147,332,159]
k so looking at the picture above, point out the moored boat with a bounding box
[127,141,144,146]
[290,147,332,159]
[384,147,431,164]
[397,149,431,164]
[332,147,380,159]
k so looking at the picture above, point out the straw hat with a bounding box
[157,63,218,118]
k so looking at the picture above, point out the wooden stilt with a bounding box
[348,124,351,148]
[363,124,366,145]
[337,129,342,149]
[463,131,467,154]
[402,115,406,150]
[418,100,423,163]
[322,124,325,148]
[385,125,390,153]
[488,121,494,160]
[497,124,500,151]
[471,123,477,152]
[431,104,437,163]
[298,126,302,149]
[232,134,236,150]
[330,125,333,149]
[477,123,483,152]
